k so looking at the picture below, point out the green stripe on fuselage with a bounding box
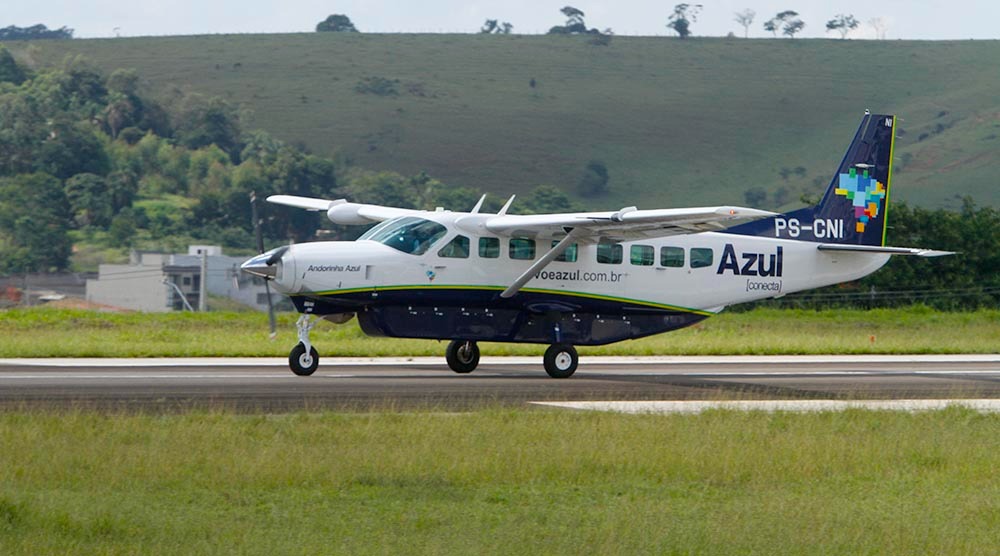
[294,284,713,316]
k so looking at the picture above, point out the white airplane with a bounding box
[242,112,950,378]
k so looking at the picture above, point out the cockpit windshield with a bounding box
[359,216,447,255]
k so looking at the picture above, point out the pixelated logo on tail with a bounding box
[835,167,886,233]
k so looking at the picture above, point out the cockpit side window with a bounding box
[438,235,470,258]
[361,216,448,255]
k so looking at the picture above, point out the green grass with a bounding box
[0,408,997,554]
[8,35,1000,210]
[0,306,996,357]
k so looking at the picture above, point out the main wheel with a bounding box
[289,343,319,376]
[543,344,578,379]
[446,340,480,374]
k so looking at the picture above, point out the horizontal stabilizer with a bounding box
[817,244,954,257]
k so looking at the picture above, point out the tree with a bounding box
[108,208,138,248]
[102,70,145,139]
[548,6,602,35]
[0,173,72,272]
[667,3,703,39]
[481,19,514,34]
[0,24,73,40]
[734,9,755,38]
[316,14,358,32]
[561,6,585,26]
[65,173,112,228]
[0,45,26,85]
[37,121,111,179]
[765,11,805,38]
[764,11,801,37]
[106,170,139,213]
[869,17,889,40]
[826,14,859,39]
[175,95,242,161]
[783,19,806,38]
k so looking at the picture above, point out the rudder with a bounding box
[727,112,895,246]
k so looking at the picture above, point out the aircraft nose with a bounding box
[241,253,276,279]
[240,246,289,279]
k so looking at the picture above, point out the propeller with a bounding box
[251,191,278,339]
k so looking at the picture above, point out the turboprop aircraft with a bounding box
[241,112,951,378]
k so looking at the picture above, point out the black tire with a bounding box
[446,340,480,374]
[543,344,578,378]
[289,343,319,376]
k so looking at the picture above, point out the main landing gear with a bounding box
[543,344,578,379]
[446,340,480,373]
[288,315,319,376]
[444,340,580,378]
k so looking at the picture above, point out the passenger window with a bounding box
[552,241,578,263]
[691,247,714,268]
[630,245,654,266]
[438,235,470,258]
[478,237,500,258]
[660,246,684,268]
[596,242,623,264]
[509,238,536,260]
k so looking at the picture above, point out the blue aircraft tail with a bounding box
[727,112,896,246]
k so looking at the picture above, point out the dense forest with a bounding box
[0,46,577,273]
[0,46,996,308]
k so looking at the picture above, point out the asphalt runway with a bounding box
[1,355,998,411]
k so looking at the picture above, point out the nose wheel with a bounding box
[289,342,319,376]
[288,314,319,376]
[543,344,578,378]
[446,340,480,373]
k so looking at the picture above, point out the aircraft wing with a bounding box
[267,195,420,224]
[483,206,778,241]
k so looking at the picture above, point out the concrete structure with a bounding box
[86,246,273,312]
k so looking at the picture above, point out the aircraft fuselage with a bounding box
[257,215,888,345]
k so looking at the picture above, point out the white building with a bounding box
[86,246,274,312]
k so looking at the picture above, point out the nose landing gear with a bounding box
[288,314,319,376]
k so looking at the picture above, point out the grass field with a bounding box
[0,306,997,357]
[9,35,1000,210]
[0,409,997,555]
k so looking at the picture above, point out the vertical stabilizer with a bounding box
[727,112,895,246]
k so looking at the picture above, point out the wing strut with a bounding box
[500,228,585,298]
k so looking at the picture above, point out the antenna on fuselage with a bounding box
[498,195,516,215]
[470,194,487,214]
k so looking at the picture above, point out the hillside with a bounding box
[10,34,1000,210]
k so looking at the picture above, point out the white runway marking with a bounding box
[1,354,998,368]
[0,374,354,380]
[679,370,1000,376]
[533,399,1000,414]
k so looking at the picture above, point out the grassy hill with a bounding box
[10,34,1000,210]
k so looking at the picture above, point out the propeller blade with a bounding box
[266,245,289,266]
[251,190,265,255]
[264,280,277,339]
[251,190,277,339]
